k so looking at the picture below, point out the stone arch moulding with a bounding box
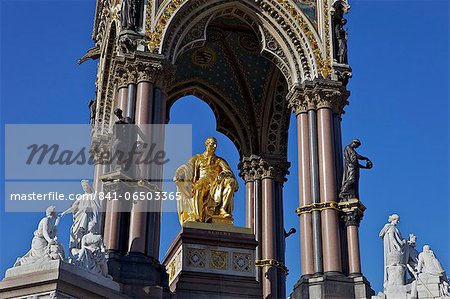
[96,20,120,136]
[146,0,329,85]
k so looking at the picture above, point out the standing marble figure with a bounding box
[60,180,101,260]
[339,139,372,201]
[379,214,406,289]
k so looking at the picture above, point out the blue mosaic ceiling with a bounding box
[174,17,274,109]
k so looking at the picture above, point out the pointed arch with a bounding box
[152,0,326,86]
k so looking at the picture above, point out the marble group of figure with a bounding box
[378,214,449,298]
[13,180,110,279]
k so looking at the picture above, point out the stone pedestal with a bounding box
[291,273,374,299]
[373,273,450,299]
[0,260,123,299]
[101,171,169,299]
[162,222,261,299]
[106,251,168,299]
[416,273,448,299]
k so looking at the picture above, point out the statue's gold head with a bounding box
[205,137,217,154]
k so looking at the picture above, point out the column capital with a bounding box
[259,158,291,183]
[287,79,350,115]
[238,155,290,183]
[113,53,175,89]
[238,155,261,182]
[116,66,130,88]
[338,199,366,227]
[342,210,363,227]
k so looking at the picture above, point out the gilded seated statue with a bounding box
[173,137,238,225]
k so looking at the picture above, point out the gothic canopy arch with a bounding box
[146,0,332,85]
[163,11,292,159]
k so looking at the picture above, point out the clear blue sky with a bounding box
[0,0,448,295]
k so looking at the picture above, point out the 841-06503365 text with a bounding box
[9,191,182,202]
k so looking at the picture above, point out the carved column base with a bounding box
[290,273,375,299]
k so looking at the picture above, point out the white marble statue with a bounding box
[60,180,110,278]
[379,214,407,289]
[414,245,450,298]
[14,206,65,267]
[71,232,110,278]
[417,245,445,277]
[375,214,450,299]
[60,180,102,259]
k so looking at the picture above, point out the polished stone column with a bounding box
[93,163,106,234]
[262,177,277,298]
[238,156,257,232]
[239,156,263,282]
[127,83,137,120]
[118,86,129,111]
[96,49,173,298]
[296,112,315,276]
[127,80,154,254]
[259,159,289,299]
[333,113,350,275]
[103,85,128,252]
[246,180,255,230]
[289,73,372,299]
[275,181,286,298]
[317,107,342,273]
[145,87,166,259]
[347,225,361,274]
[254,174,263,283]
[343,211,363,275]
[333,114,344,188]
[308,109,324,274]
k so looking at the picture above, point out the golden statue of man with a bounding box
[174,137,238,225]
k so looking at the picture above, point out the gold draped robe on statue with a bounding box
[174,153,238,225]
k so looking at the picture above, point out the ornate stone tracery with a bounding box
[147,0,329,83]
